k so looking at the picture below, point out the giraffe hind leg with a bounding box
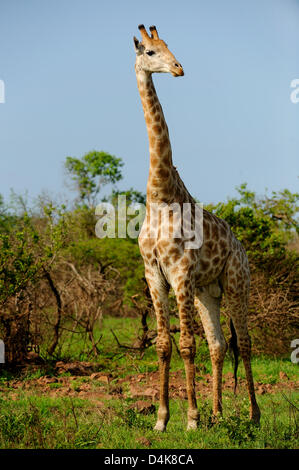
[227,304,260,423]
[222,251,261,424]
[194,284,227,417]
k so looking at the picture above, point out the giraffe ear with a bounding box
[133,36,144,54]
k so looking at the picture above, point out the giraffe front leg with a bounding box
[145,271,172,432]
[154,329,172,432]
[175,282,199,430]
[180,328,199,430]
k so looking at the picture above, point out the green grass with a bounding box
[0,315,298,449]
[0,391,297,449]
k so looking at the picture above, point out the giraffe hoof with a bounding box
[250,408,261,425]
[210,413,221,425]
[187,419,198,431]
[154,421,167,432]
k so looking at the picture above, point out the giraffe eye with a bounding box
[146,50,155,56]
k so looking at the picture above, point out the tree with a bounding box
[206,183,299,262]
[0,194,17,233]
[103,188,146,206]
[65,151,124,207]
[0,202,68,363]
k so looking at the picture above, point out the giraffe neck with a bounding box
[136,68,175,203]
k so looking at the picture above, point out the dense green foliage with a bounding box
[207,183,299,262]
[0,205,68,303]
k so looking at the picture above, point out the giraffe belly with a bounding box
[138,207,232,289]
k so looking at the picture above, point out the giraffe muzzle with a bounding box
[171,64,184,77]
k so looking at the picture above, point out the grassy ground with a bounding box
[0,391,298,449]
[0,316,298,449]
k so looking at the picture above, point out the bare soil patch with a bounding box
[1,361,297,404]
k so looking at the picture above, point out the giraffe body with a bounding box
[134,25,260,431]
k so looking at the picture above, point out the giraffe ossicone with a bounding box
[134,24,261,431]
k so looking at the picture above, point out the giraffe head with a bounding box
[134,25,184,77]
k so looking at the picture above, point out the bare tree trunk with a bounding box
[45,270,62,355]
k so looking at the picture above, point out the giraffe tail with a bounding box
[229,318,239,394]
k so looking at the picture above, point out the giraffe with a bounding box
[134,24,261,431]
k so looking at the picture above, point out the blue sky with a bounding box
[0,0,298,207]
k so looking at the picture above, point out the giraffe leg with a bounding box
[174,279,199,430]
[227,301,260,423]
[194,285,227,417]
[222,250,261,424]
[145,269,172,432]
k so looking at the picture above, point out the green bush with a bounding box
[65,237,144,303]
[207,183,298,263]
